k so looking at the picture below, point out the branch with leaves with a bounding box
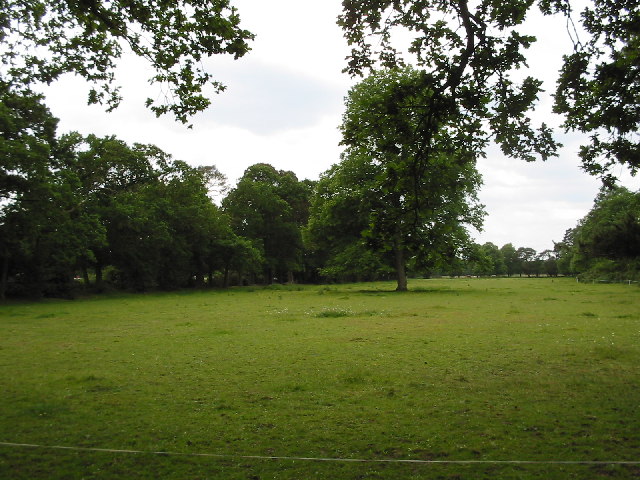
[0,0,254,124]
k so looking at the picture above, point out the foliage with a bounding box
[339,0,638,183]
[1,104,241,296]
[0,85,104,298]
[562,186,640,280]
[0,0,254,123]
[554,228,578,275]
[517,246,539,276]
[339,0,560,162]
[470,242,507,276]
[500,243,520,277]
[432,242,558,278]
[305,156,392,283]
[312,67,484,290]
[552,0,640,183]
[319,241,394,282]
[0,82,58,201]
[223,163,313,284]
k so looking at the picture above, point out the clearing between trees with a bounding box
[0,278,638,479]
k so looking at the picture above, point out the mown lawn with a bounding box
[0,278,638,479]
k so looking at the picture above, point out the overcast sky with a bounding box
[42,0,638,252]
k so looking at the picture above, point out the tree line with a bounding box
[0,86,258,298]
[1,0,638,296]
[1,82,637,298]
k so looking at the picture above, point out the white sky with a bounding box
[42,0,638,253]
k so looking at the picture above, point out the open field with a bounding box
[0,278,638,479]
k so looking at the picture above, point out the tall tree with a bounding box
[538,249,559,277]
[55,133,165,288]
[500,243,520,277]
[473,242,506,276]
[0,82,58,202]
[223,163,312,284]
[311,68,484,290]
[0,0,254,123]
[554,228,577,276]
[0,84,103,298]
[305,157,395,283]
[517,247,538,277]
[339,0,638,182]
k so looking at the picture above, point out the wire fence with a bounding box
[1,441,639,466]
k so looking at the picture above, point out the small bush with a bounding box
[577,258,640,283]
[315,307,353,318]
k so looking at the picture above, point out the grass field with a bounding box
[0,278,638,479]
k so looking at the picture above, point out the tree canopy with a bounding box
[559,186,640,280]
[0,0,254,123]
[0,91,245,298]
[309,67,484,291]
[223,163,314,284]
[339,0,639,183]
[553,0,640,183]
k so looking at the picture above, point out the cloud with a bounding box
[198,60,346,135]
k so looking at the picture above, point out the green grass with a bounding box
[0,278,639,479]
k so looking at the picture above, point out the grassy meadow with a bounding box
[0,278,638,479]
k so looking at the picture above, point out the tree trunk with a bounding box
[82,265,90,285]
[95,264,104,291]
[287,270,294,284]
[394,242,408,291]
[223,265,230,288]
[0,255,8,300]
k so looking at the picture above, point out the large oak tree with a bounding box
[310,67,484,291]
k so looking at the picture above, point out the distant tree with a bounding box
[153,161,232,289]
[517,247,538,277]
[3,128,237,295]
[469,244,494,277]
[500,243,519,277]
[0,82,58,203]
[223,164,312,284]
[214,234,264,287]
[56,133,165,289]
[555,228,577,276]
[0,0,254,123]
[538,249,559,277]
[480,242,506,276]
[305,159,394,283]
[98,156,234,290]
[0,167,104,298]
[0,84,104,298]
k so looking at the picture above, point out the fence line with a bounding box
[1,442,639,466]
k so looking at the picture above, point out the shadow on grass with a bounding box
[356,287,465,295]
